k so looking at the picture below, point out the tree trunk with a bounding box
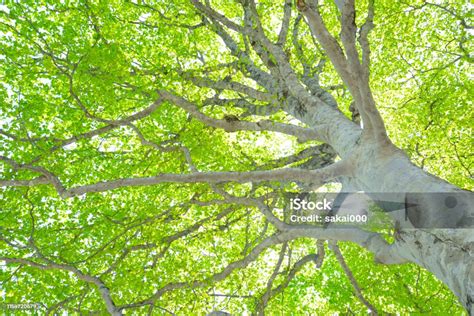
[393,229,473,314]
[354,145,474,314]
[288,100,474,313]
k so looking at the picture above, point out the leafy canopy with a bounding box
[0,0,471,314]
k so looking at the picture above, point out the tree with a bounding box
[0,0,472,315]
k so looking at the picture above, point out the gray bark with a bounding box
[287,93,474,314]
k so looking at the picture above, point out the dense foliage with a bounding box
[0,1,472,314]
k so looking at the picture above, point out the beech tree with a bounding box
[0,1,472,315]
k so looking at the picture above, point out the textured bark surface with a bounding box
[294,100,474,313]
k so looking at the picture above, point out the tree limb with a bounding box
[297,0,389,143]
[160,90,323,141]
[331,241,379,315]
[0,156,350,198]
[277,0,293,46]
[1,257,121,315]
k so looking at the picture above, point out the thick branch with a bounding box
[358,0,375,78]
[297,0,389,143]
[0,155,349,198]
[181,73,274,102]
[160,90,323,141]
[296,1,351,83]
[118,232,292,310]
[119,225,405,311]
[277,0,293,46]
[1,98,163,167]
[193,0,333,116]
[65,162,349,198]
[1,257,120,315]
